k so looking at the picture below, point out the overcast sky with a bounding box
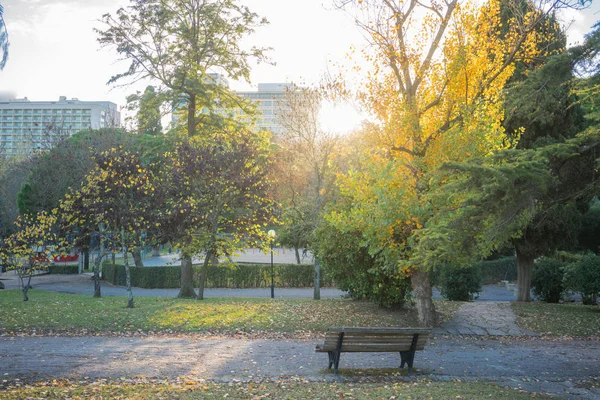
[1,0,599,133]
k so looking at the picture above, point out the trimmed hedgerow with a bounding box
[101,263,332,289]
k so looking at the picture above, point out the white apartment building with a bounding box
[0,96,120,156]
[170,75,292,135]
[237,83,291,134]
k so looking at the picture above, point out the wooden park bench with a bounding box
[315,327,432,375]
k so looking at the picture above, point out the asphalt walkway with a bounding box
[1,336,598,399]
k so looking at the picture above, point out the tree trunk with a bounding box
[22,273,32,302]
[122,228,134,308]
[295,247,301,264]
[187,93,196,137]
[516,247,534,302]
[314,257,321,300]
[198,250,212,300]
[93,233,105,298]
[132,247,144,267]
[152,245,161,257]
[77,251,83,274]
[83,246,90,271]
[178,252,197,298]
[411,270,436,327]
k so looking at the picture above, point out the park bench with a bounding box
[315,327,432,375]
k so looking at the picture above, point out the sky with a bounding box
[1,0,599,134]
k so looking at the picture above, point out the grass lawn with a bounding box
[0,290,460,335]
[0,380,549,399]
[512,302,600,337]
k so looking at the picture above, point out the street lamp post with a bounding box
[268,229,276,299]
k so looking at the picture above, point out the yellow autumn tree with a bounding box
[332,0,586,326]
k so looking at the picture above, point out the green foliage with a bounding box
[48,265,79,275]
[16,128,132,216]
[101,263,331,289]
[579,198,600,252]
[564,253,600,305]
[16,182,34,215]
[96,0,268,137]
[438,264,482,301]
[135,85,162,136]
[313,223,411,308]
[102,263,180,288]
[531,257,565,303]
[413,130,600,271]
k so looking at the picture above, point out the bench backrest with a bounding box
[320,327,431,353]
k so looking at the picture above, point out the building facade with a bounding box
[0,96,120,156]
[170,76,292,135]
[236,83,290,134]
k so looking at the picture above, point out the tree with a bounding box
[157,131,274,299]
[0,211,58,301]
[0,4,8,70]
[331,0,587,325]
[97,0,269,298]
[132,85,163,136]
[411,130,600,300]
[59,147,158,307]
[274,87,339,298]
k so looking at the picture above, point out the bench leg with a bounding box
[327,351,334,369]
[333,351,341,375]
[399,351,415,373]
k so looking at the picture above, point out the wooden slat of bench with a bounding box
[317,342,427,352]
[327,327,431,334]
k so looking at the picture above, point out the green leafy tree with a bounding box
[157,131,275,299]
[133,85,162,136]
[97,0,269,298]
[59,147,159,307]
[0,211,58,301]
[412,130,600,301]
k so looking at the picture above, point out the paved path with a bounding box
[1,336,599,399]
[435,301,537,337]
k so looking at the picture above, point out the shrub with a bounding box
[313,224,411,308]
[531,257,565,303]
[564,253,600,305]
[48,265,79,274]
[438,264,482,301]
[101,262,331,289]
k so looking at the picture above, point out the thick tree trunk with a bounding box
[198,250,212,300]
[132,247,144,267]
[122,228,134,308]
[295,247,301,264]
[411,270,436,327]
[516,247,534,302]
[314,257,321,300]
[178,252,197,298]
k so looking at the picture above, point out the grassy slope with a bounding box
[512,302,600,337]
[0,290,460,335]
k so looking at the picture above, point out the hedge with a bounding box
[478,257,516,284]
[48,265,79,274]
[101,262,333,289]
